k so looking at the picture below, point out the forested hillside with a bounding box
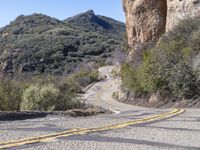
[0,10,125,77]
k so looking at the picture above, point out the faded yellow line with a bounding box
[0,128,82,146]
[0,109,185,149]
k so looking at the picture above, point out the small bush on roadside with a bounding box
[21,84,40,110]
[55,91,83,111]
[21,83,83,111]
[0,69,99,111]
[0,78,22,111]
[121,63,144,96]
[74,70,98,87]
[21,84,60,111]
[60,70,98,93]
[21,70,98,111]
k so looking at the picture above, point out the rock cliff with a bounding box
[166,0,200,32]
[123,0,167,66]
[123,0,200,66]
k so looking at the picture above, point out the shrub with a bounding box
[60,70,98,93]
[121,63,143,96]
[39,84,60,110]
[121,17,200,100]
[55,91,83,111]
[139,41,199,98]
[60,77,82,93]
[0,69,98,111]
[56,70,98,110]
[21,76,85,111]
[0,78,22,111]
[21,84,60,111]
[21,84,40,110]
[73,70,98,87]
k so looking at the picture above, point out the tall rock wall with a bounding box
[123,0,167,66]
[123,0,200,66]
[166,0,200,32]
[123,0,167,49]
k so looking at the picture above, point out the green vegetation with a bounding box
[121,63,143,96]
[0,11,125,77]
[121,17,200,100]
[0,70,98,111]
[0,10,125,111]
[60,70,98,93]
[21,84,60,111]
[65,10,125,38]
[0,78,22,111]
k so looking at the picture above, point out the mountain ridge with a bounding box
[0,10,125,77]
[64,10,125,39]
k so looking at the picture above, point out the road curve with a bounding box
[83,66,142,112]
[0,109,184,149]
[0,66,199,150]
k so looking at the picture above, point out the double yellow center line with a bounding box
[0,109,185,149]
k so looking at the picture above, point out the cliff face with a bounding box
[123,0,167,48]
[123,0,200,66]
[166,0,200,32]
[123,0,167,66]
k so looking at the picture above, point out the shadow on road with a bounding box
[0,112,50,121]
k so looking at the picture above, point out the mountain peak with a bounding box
[85,10,95,16]
[64,10,125,36]
[65,10,95,22]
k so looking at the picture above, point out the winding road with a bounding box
[0,66,200,150]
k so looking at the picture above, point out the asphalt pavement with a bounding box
[0,66,199,150]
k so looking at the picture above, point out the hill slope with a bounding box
[64,10,125,38]
[0,11,125,77]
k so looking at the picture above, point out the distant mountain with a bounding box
[64,10,125,38]
[0,11,125,77]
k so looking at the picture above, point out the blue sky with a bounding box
[0,0,125,27]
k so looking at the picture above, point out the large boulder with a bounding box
[123,0,200,67]
[123,0,167,67]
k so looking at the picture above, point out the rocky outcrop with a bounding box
[166,0,200,32]
[123,0,200,66]
[123,0,167,49]
[123,0,167,66]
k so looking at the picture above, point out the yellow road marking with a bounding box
[0,109,185,149]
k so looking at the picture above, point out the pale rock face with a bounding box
[123,0,167,66]
[166,0,200,31]
[123,0,200,66]
[123,0,167,47]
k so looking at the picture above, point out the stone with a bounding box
[123,0,200,66]
[123,0,167,67]
[149,92,162,103]
[166,0,200,31]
